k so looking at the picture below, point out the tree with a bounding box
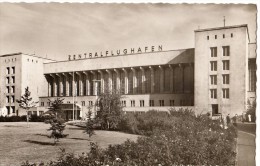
[47,98,66,144]
[95,89,123,130]
[85,105,95,138]
[16,87,38,127]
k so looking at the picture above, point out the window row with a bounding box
[210,74,230,85]
[6,86,15,93]
[4,58,16,63]
[6,95,15,103]
[207,33,233,40]
[210,88,230,99]
[6,106,15,115]
[27,58,38,63]
[210,60,230,71]
[210,46,230,57]
[6,67,15,75]
[41,99,193,107]
[6,76,15,84]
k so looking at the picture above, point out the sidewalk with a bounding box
[237,130,255,166]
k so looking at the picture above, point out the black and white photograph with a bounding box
[0,2,258,165]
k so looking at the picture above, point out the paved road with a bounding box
[237,130,255,166]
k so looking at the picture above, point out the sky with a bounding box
[0,3,257,61]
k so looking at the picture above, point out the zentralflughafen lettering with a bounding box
[68,45,163,61]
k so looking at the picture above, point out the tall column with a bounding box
[114,69,120,92]
[45,75,52,97]
[169,65,174,93]
[90,71,96,95]
[131,68,137,94]
[149,66,155,93]
[122,68,128,94]
[83,71,90,96]
[98,70,104,93]
[68,72,75,97]
[62,73,69,96]
[76,72,83,96]
[106,69,112,93]
[159,65,164,93]
[140,67,145,94]
[50,74,57,97]
[56,74,62,96]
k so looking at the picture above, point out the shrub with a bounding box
[0,115,27,122]
[22,109,237,165]
[85,110,95,138]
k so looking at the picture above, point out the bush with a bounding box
[0,115,27,122]
[30,114,46,122]
[22,109,238,165]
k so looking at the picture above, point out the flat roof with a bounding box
[194,24,248,32]
[195,24,250,42]
[44,48,194,64]
[0,52,57,61]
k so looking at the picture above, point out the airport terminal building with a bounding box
[0,24,256,119]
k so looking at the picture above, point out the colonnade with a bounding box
[45,64,194,97]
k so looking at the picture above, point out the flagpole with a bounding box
[73,71,75,121]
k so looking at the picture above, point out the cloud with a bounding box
[0,3,256,60]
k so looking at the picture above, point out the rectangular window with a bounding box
[223,60,230,70]
[47,102,50,106]
[6,87,10,93]
[11,96,15,103]
[6,106,10,115]
[223,46,230,56]
[11,86,15,93]
[210,89,217,99]
[12,106,15,114]
[6,67,10,75]
[149,100,154,107]
[41,102,44,106]
[210,47,217,57]
[131,100,135,107]
[12,76,15,83]
[6,77,10,84]
[6,96,10,103]
[12,67,15,74]
[223,89,230,99]
[210,61,217,71]
[159,100,164,107]
[140,100,144,107]
[223,74,230,84]
[170,100,174,106]
[215,35,217,39]
[210,75,217,85]
[207,36,209,40]
[82,101,85,106]
[89,101,93,106]
[39,111,44,115]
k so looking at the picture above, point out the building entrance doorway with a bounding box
[212,104,219,115]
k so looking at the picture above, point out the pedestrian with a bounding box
[226,114,231,125]
[242,112,245,123]
[233,114,238,126]
[248,114,252,122]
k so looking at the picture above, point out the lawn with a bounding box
[0,122,138,166]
